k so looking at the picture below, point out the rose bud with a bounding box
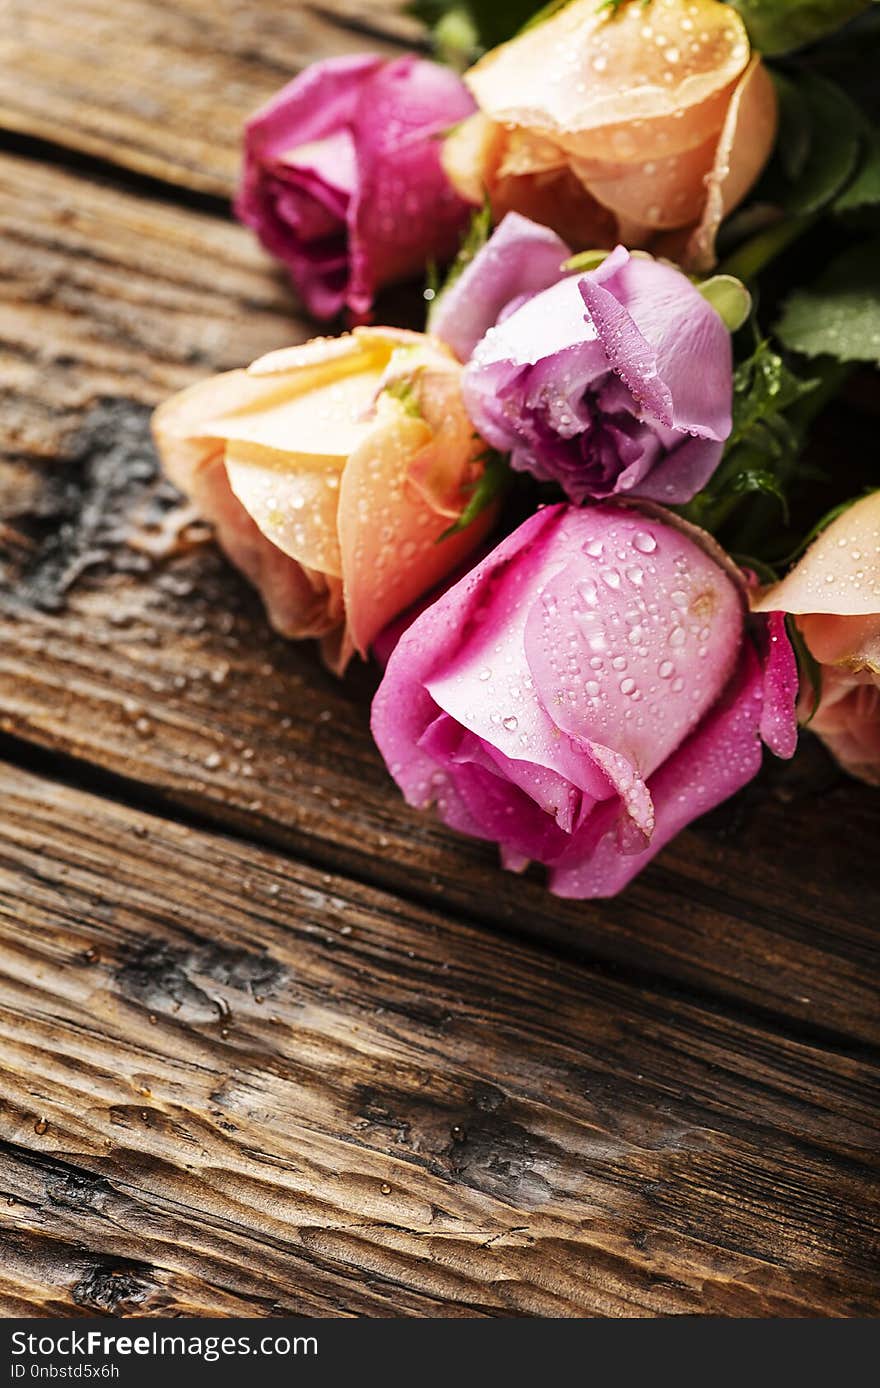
[443,0,776,270]
[153,329,498,674]
[236,54,475,320]
[753,491,880,785]
[372,502,797,898]
[435,217,733,505]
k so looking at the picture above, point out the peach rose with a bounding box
[753,492,880,785]
[153,329,497,673]
[443,0,777,270]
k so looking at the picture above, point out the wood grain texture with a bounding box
[0,391,877,1045]
[0,0,421,196]
[0,762,877,1318]
[0,152,306,463]
[1,0,879,1321]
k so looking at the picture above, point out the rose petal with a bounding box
[685,56,778,272]
[549,640,765,898]
[753,610,799,758]
[464,0,751,147]
[430,212,571,362]
[371,507,565,812]
[753,492,880,618]
[347,56,475,316]
[581,252,732,440]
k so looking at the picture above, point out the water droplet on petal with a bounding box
[632,531,657,554]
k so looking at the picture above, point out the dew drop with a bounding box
[578,577,599,607]
[502,715,518,732]
[632,531,657,554]
[658,660,675,679]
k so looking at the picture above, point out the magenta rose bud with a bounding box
[371,503,797,899]
[235,54,476,321]
[434,216,732,505]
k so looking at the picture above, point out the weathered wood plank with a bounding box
[0,152,306,462]
[0,761,877,1317]
[0,0,419,197]
[0,150,878,1043]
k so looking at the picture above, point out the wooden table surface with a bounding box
[0,0,878,1319]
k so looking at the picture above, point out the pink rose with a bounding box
[153,329,498,674]
[236,55,475,320]
[753,491,880,785]
[372,502,797,898]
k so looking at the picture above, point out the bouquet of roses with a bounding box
[153,0,879,899]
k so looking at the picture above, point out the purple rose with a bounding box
[432,215,733,505]
[371,503,797,899]
[236,55,475,320]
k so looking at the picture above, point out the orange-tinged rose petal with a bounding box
[339,413,497,656]
[207,363,384,459]
[497,128,570,179]
[685,56,777,271]
[442,111,508,206]
[753,492,880,619]
[171,446,343,640]
[338,356,497,657]
[152,369,268,492]
[799,612,880,674]
[465,0,750,143]
[551,79,735,167]
[572,124,721,229]
[382,342,480,518]
[806,665,880,785]
[493,159,617,250]
[224,440,344,577]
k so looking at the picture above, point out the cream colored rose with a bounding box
[443,0,777,269]
[753,492,880,785]
[153,329,496,673]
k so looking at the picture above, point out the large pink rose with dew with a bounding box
[236,55,475,320]
[753,491,880,785]
[372,502,797,897]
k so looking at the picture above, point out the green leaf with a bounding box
[776,239,880,362]
[785,614,822,724]
[383,376,424,419]
[439,450,509,539]
[409,0,540,52]
[680,342,818,537]
[724,0,873,56]
[835,121,880,211]
[763,73,861,216]
[774,70,813,181]
[730,466,790,520]
[730,341,818,446]
[698,274,752,331]
[562,249,611,273]
[777,495,867,565]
